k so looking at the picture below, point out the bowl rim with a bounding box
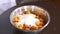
[10,5,50,32]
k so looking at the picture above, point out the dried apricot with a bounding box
[30,26,38,30]
[18,24,23,30]
[17,16,21,19]
[35,16,39,18]
[35,21,40,26]
[23,24,29,30]
[25,10,31,14]
[37,25,42,29]
[39,18,44,22]
[13,17,19,23]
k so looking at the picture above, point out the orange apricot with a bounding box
[30,26,38,30]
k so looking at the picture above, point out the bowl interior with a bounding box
[10,5,50,32]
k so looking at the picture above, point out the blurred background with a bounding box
[0,0,60,15]
[0,0,16,15]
